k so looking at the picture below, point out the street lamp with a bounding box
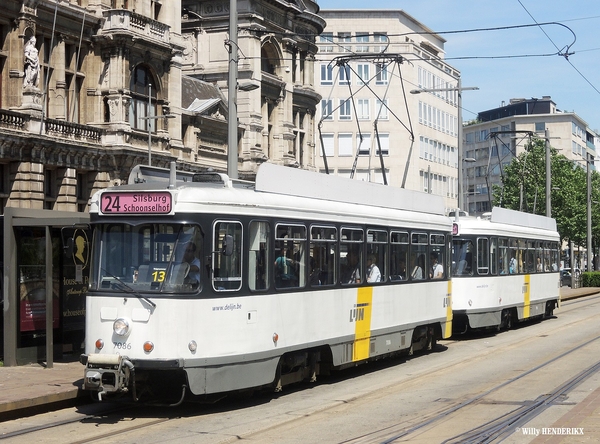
[141,84,175,166]
[463,157,476,213]
[410,79,478,211]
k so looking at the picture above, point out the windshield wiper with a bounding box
[101,268,156,308]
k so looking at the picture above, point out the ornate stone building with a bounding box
[181,0,324,179]
[0,0,324,212]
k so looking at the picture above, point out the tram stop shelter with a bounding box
[2,208,90,367]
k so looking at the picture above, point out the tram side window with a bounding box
[341,228,364,285]
[516,239,527,273]
[550,242,559,271]
[410,232,427,281]
[524,240,535,273]
[248,221,270,291]
[509,239,518,273]
[490,237,498,275]
[212,221,242,291]
[274,224,306,289]
[429,233,446,279]
[390,231,409,281]
[367,229,387,283]
[543,242,551,272]
[452,238,473,276]
[535,241,544,272]
[310,225,337,286]
[499,238,509,275]
[477,237,489,275]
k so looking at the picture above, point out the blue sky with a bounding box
[318,1,600,131]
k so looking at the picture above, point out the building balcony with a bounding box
[101,9,171,47]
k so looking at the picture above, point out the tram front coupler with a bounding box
[81,353,134,401]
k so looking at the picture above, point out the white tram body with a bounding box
[80,163,453,402]
[451,207,560,333]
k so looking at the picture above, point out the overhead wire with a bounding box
[516,1,600,96]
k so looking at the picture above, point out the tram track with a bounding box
[441,358,600,443]
[0,403,179,443]
[67,417,175,444]
[369,333,600,444]
[0,404,134,441]
[233,300,600,444]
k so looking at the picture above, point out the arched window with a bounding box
[129,65,156,131]
[261,43,280,75]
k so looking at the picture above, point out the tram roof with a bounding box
[455,207,558,238]
[125,163,447,217]
[489,207,557,232]
[255,163,445,216]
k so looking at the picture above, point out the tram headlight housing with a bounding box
[113,318,131,336]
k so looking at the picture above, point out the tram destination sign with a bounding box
[99,191,173,215]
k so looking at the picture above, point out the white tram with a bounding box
[80,163,453,402]
[451,207,561,333]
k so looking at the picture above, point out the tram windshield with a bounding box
[90,223,203,293]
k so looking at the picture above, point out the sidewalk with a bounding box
[0,356,84,421]
[559,285,599,301]
[0,286,598,422]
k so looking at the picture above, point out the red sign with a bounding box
[20,294,60,332]
[100,191,172,215]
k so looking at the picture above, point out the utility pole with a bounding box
[587,153,592,272]
[410,81,478,212]
[545,128,551,217]
[227,0,238,179]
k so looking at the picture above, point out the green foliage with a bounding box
[492,138,600,249]
[581,271,600,287]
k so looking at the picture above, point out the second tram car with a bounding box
[451,207,560,333]
[80,163,453,402]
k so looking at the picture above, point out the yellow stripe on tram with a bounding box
[444,279,453,338]
[353,286,373,362]
[523,274,531,318]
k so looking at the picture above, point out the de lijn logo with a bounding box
[350,303,368,322]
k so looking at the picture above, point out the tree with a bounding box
[492,138,598,252]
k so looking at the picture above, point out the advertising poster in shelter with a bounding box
[18,228,60,332]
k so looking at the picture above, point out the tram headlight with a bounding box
[113,318,130,336]
[188,340,197,353]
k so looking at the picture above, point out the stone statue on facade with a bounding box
[23,36,40,88]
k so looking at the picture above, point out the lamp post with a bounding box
[410,79,478,211]
[141,84,175,166]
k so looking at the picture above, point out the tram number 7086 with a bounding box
[113,342,132,350]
